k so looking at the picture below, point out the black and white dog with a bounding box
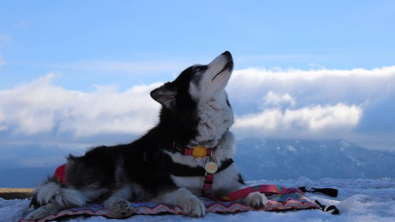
[27,51,267,220]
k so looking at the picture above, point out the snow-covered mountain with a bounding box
[1,138,394,188]
[235,138,395,180]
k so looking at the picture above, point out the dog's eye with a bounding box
[195,66,205,73]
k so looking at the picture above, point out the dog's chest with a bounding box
[170,164,240,197]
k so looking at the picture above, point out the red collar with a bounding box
[173,142,213,158]
[173,142,219,197]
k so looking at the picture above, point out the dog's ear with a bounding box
[150,83,177,109]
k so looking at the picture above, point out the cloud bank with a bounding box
[234,103,362,138]
[0,66,394,150]
[227,66,395,147]
[0,74,161,140]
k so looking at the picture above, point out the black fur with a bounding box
[68,65,203,195]
[30,63,211,209]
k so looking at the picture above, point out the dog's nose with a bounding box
[222,51,231,56]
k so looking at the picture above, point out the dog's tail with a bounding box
[29,176,87,210]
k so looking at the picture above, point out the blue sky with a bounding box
[1,0,395,155]
[1,1,394,89]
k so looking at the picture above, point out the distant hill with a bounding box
[1,138,394,188]
[234,138,395,180]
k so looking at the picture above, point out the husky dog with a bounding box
[27,51,267,220]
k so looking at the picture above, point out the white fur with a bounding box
[29,180,108,220]
[152,187,205,217]
[171,176,205,197]
[104,196,134,218]
[189,52,234,148]
[171,163,244,197]
[190,53,232,99]
[212,131,236,163]
[36,181,86,207]
[25,202,63,221]
[243,192,268,208]
[190,92,234,148]
[211,164,244,195]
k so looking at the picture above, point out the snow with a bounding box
[1,177,394,222]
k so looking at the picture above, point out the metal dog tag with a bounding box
[205,161,218,174]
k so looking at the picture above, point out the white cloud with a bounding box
[0,65,394,150]
[231,66,395,82]
[234,103,362,138]
[226,66,395,149]
[57,83,162,137]
[263,91,295,107]
[228,66,395,106]
[0,74,161,138]
[227,65,395,121]
[0,110,6,131]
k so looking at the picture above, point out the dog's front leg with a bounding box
[152,187,205,217]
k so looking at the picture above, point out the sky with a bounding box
[0,0,395,154]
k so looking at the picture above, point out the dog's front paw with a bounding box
[181,195,205,217]
[243,192,267,208]
[104,196,134,218]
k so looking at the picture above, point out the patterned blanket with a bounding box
[19,186,318,222]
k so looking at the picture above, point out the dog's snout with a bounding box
[222,51,231,56]
[221,51,233,65]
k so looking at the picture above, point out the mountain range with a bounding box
[0,138,394,187]
[235,138,395,180]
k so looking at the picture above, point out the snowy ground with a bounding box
[1,177,394,222]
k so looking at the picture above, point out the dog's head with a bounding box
[151,51,234,146]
